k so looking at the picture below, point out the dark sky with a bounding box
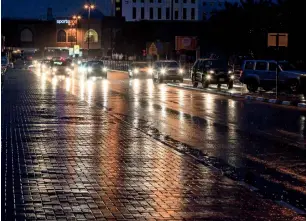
[1,0,112,19]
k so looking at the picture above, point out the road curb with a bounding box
[167,83,306,109]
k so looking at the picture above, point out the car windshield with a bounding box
[205,60,228,68]
[279,62,297,71]
[52,61,68,66]
[88,61,103,67]
[155,62,178,68]
[133,63,148,68]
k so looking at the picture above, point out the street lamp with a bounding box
[72,15,81,46]
[84,3,95,60]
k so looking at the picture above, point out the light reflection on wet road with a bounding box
[39,69,306,211]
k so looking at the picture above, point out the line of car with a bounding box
[32,57,306,96]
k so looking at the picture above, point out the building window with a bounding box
[174,9,178,19]
[158,8,162,19]
[183,8,187,19]
[133,7,137,19]
[150,7,154,19]
[191,8,195,20]
[20,28,33,42]
[85,29,98,43]
[116,7,120,11]
[141,7,145,19]
[166,7,170,19]
[68,30,76,42]
[57,30,66,42]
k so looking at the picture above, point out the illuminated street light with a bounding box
[84,2,95,60]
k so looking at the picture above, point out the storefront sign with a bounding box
[175,36,197,51]
[56,20,71,24]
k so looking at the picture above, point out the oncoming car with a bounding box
[128,62,152,78]
[152,60,184,83]
[49,60,73,76]
[191,59,234,89]
[85,60,108,78]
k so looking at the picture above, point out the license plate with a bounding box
[219,78,224,82]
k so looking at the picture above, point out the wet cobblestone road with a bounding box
[2,69,306,220]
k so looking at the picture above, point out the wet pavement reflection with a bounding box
[2,68,306,220]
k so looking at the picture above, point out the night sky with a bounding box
[1,0,113,19]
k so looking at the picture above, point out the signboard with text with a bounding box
[268,33,288,47]
[175,36,197,51]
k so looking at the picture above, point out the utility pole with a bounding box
[84,3,95,60]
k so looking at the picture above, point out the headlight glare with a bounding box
[228,70,233,74]
[206,75,211,80]
[134,68,139,74]
[179,69,184,74]
[209,70,214,74]
[102,67,108,72]
[230,75,235,80]
[148,68,153,74]
[161,69,166,74]
[88,67,92,73]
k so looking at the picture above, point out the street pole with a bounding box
[75,20,78,46]
[276,33,279,99]
[88,7,91,60]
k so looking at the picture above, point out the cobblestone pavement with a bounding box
[2,69,305,220]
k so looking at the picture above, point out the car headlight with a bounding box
[206,75,211,80]
[179,69,184,74]
[53,67,57,72]
[134,68,139,74]
[102,67,108,72]
[161,69,166,74]
[148,68,153,74]
[71,63,75,67]
[42,64,45,69]
[88,67,92,73]
[230,75,235,80]
[228,70,233,74]
[77,61,81,64]
[209,70,214,74]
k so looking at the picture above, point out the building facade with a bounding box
[120,0,240,21]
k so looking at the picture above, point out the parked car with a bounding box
[239,60,306,93]
[49,60,72,76]
[128,62,152,78]
[85,60,108,78]
[191,59,234,89]
[152,60,184,83]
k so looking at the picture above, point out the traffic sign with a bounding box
[148,43,157,55]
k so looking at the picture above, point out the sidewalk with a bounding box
[2,69,305,220]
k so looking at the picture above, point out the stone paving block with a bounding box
[1,70,305,221]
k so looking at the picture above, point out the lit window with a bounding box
[85,29,98,43]
[116,7,120,11]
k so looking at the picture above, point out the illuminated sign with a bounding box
[56,20,71,24]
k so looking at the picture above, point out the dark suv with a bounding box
[240,60,306,93]
[191,59,234,89]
